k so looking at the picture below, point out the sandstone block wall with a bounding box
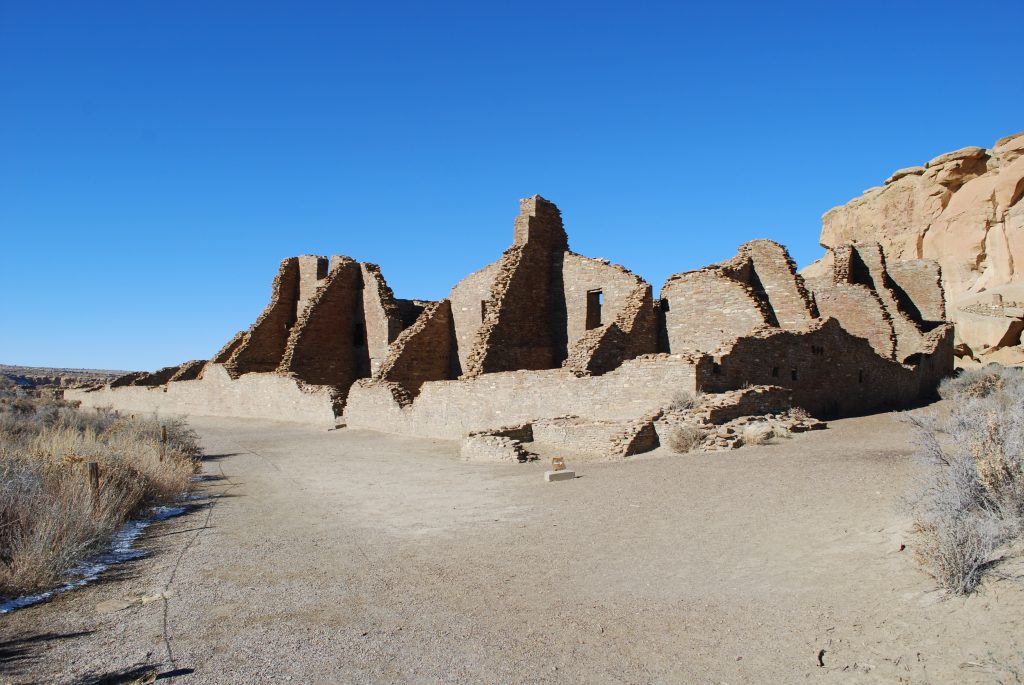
[278,257,364,390]
[661,269,772,353]
[374,300,455,395]
[739,240,818,328]
[225,258,300,375]
[360,263,405,375]
[703,318,952,417]
[346,354,705,439]
[68,364,337,427]
[888,260,946,323]
[812,283,896,359]
[449,261,501,374]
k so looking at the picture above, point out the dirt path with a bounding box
[2,411,1022,683]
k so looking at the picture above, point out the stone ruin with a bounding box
[68,195,954,460]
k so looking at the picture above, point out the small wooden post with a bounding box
[86,461,100,516]
[160,425,167,462]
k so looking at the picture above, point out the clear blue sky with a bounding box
[2,1,1022,370]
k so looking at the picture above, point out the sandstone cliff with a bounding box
[803,131,1024,365]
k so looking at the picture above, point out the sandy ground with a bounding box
[2,409,1023,684]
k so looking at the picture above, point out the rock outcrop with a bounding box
[803,131,1024,365]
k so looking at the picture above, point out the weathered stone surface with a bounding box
[806,131,1024,364]
[67,364,337,427]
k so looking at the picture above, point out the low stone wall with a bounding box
[346,354,705,439]
[66,364,337,427]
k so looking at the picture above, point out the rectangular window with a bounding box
[771,367,779,378]
[586,289,603,330]
[353,322,366,346]
[481,300,488,321]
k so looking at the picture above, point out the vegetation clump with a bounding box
[0,378,200,598]
[906,365,1024,594]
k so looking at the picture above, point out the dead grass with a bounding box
[906,366,1024,594]
[667,423,705,453]
[741,422,774,446]
[0,383,199,598]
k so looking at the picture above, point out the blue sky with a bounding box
[2,1,1022,370]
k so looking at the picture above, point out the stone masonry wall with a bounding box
[813,283,897,359]
[374,300,455,395]
[346,353,707,439]
[661,269,772,353]
[888,259,946,323]
[211,331,247,364]
[739,240,819,328]
[563,281,658,375]
[68,364,337,427]
[463,199,569,375]
[834,243,928,361]
[225,258,301,375]
[297,255,328,319]
[277,257,363,394]
[704,318,952,417]
[561,253,641,351]
[360,263,405,375]
[168,360,207,382]
[449,261,501,375]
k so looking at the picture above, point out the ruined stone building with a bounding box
[69,195,954,459]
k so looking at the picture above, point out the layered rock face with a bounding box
[803,131,1024,365]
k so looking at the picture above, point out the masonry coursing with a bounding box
[73,195,955,457]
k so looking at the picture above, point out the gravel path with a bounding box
[2,411,1022,683]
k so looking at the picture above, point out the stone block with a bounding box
[544,469,576,482]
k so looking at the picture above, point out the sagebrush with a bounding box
[0,384,200,598]
[906,365,1024,594]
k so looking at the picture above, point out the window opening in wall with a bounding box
[712,362,721,375]
[771,366,779,378]
[791,368,798,381]
[858,369,865,383]
[481,300,488,321]
[586,289,603,330]
[660,297,670,312]
[353,322,366,346]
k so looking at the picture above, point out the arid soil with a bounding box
[2,408,1022,684]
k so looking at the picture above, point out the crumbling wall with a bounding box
[832,243,928,361]
[563,282,658,375]
[225,258,301,376]
[449,261,501,375]
[661,269,773,353]
[211,331,247,364]
[346,353,708,439]
[739,240,819,328]
[168,360,207,382]
[360,263,404,375]
[297,255,328,318]
[703,318,953,417]
[463,196,568,375]
[68,364,337,427]
[561,254,641,349]
[111,364,183,387]
[888,259,946,323]
[813,283,897,359]
[277,257,364,392]
[374,300,455,395]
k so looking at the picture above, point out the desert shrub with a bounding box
[742,422,774,446]
[0,397,200,598]
[938,365,1024,402]
[668,390,703,412]
[906,366,1024,594]
[667,423,705,453]
[789,407,811,422]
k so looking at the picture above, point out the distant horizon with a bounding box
[4,1,1022,369]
